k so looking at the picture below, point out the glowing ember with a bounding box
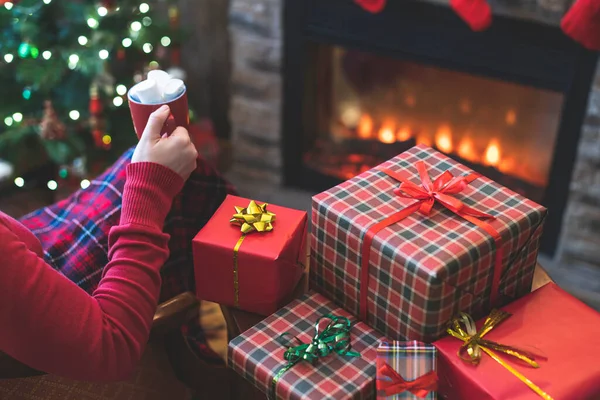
[397,126,412,141]
[457,137,477,163]
[505,109,517,126]
[484,140,501,166]
[435,125,453,153]
[378,123,396,144]
[358,114,373,138]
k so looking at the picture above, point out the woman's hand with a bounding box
[131,105,198,181]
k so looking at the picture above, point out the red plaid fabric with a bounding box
[228,291,386,400]
[377,341,437,400]
[18,148,235,363]
[310,145,547,342]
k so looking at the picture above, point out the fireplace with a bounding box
[280,0,598,256]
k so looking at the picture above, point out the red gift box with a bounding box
[193,194,307,315]
[434,283,600,400]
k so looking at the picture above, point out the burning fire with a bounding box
[358,114,373,139]
[378,123,396,144]
[457,137,477,163]
[484,140,501,166]
[435,125,453,153]
[397,126,411,141]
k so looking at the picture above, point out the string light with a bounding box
[99,49,109,59]
[22,88,31,100]
[102,134,112,145]
[113,97,123,107]
[122,38,132,47]
[130,21,142,32]
[142,43,153,53]
[80,179,91,189]
[142,17,152,26]
[12,113,23,123]
[14,177,25,187]
[42,0,52,4]
[116,85,127,96]
[139,3,150,13]
[87,18,99,28]
[68,54,79,69]
[4,2,13,10]
[69,110,80,120]
[97,6,108,16]
[78,36,88,45]
[3,54,14,63]
[4,117,13,126]
[42,50,52,59]
[47,180,58,191]
[160,36,171,47]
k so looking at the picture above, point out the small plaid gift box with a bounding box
[228,291,385,400]
[311,145,547,342]
[376,341,437,399]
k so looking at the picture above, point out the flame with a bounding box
[505,109,517,126]
[457,137,477,163]
[416,134,432,147]
[340,105,362,127]
[378,124,396,144]
[484,140,501,166]
[435,125,453,153]
[358,114,373,139]
[499,157,515,174]
[397,126,412,142]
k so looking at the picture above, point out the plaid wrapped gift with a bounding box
[228,291,385,400]
[311,145,546,342]
[376,341,437,400]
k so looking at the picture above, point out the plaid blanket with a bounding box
[18,148,235,360]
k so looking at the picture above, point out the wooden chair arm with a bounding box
[0,292,200,380]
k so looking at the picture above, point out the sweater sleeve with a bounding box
[0,162,184,382]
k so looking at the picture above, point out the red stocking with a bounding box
[355,0,387,14]
[561,0,600,51]
[450,0,493,31]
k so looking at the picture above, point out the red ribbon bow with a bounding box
[377,363,438,398]
[359,161,504,321]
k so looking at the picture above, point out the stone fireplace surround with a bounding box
[226,0,600,307]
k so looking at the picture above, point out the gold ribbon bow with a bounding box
[229,200,276,306]
[230,200,276,234]
[447,310,553,400]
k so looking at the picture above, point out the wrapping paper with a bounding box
[377,341,437,399]
[311,145,546,341]
[434,283,600,400]
[228,291,385,399]
[193,194,307,315]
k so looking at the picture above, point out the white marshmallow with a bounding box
[128,85,140,102]
[132,79,163,104]
[147,69,171,92]
[162,78,186,101]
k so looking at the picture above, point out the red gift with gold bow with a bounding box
[193,195,308,315]
[310,145,547,342]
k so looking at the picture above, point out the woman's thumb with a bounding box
[140,105,170,141]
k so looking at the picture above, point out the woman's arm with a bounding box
[0,162,183,382]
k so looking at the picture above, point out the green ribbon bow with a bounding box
[269,314,361,399]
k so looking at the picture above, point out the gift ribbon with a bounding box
[270,314,361,399]
[229,200,275,306]
[447,310,553,400]
[377,363,438,398]
[359,161,504,322]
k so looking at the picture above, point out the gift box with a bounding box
[311,145,546,342]
[228,291,386,399]
[434,283,600,400]
[377,341,437,399]
[193,194,307,315]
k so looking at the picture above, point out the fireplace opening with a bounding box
[282,0,598,256]
[303,45,564,203]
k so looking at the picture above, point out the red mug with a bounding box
[127,87,189,139]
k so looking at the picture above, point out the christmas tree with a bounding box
[0,0,185,190]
